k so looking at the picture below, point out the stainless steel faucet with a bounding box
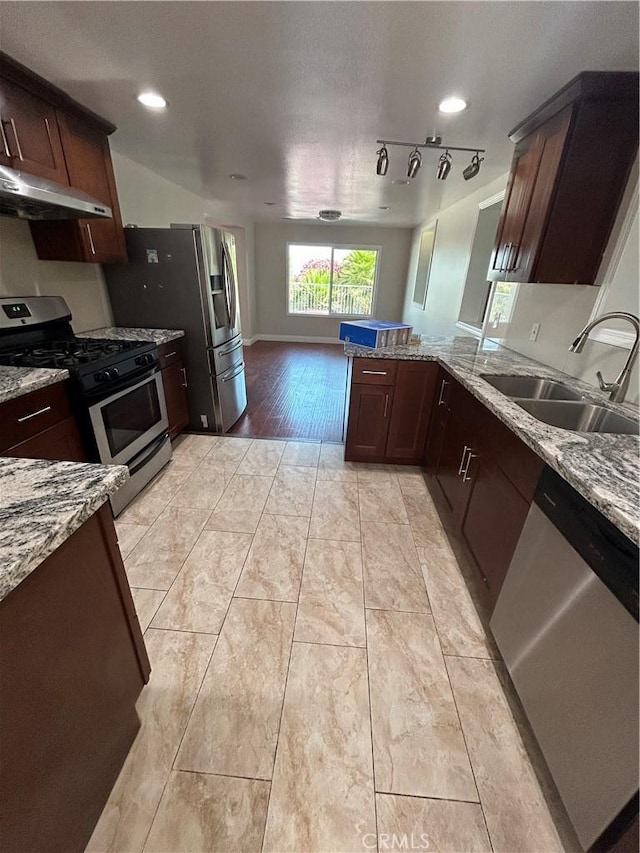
[569,312,640,403]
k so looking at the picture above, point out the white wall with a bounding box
[0,218,113,333]
[254,222,412,341]
[112,151,257,341]
[402,174,509,336]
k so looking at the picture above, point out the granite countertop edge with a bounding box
[78,326,186,345]
[345,338,640,544]
[0,459,129,602]
[0,365,70,405]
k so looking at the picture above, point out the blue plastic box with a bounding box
[339,320,413,348]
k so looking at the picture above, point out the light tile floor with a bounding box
[88,434,576,853]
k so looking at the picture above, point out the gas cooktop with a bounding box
[0,337,150,370]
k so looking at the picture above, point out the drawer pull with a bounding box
[438,379,449,406]
[181,367,188,388]
[362,370,387,375]
[163,351,178,359]
[383,394,389,418]
[18,405,52,423]
[0,121,11,158]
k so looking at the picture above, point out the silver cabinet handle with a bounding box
[181,367,188,388]
[18,405,52,423]
[362,369,387,375]
[383,393,389,418]
[458,445,471,476]
[462,453,477,482]
[9,118,23,160]
[499,242,512,273]
[0,120,11,158]
[508,242,519,273]
[163,350,178,359]
[86,224,96,255]
[437,379,449,406]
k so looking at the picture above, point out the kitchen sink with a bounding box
[515,399,639,435]
[483,374,584,401]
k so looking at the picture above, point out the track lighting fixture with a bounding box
[436,150,452,181]
[407,148,422,179]
[463,152,484,181]
[376,145,389,176]
[373,135,485,180]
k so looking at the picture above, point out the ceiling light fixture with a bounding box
[375,134,485,181]
[137,91,167,109]
[439,96,467,114]
[376,145,389,176]
[407,148,422,179]
[436,150,452,181]
[463,152,484,181]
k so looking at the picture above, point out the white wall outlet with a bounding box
[529,322,541,342]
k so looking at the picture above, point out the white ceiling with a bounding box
[1,2,638,227]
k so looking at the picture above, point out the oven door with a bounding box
[89,369,169,466]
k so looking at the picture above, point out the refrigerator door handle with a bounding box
[220,241,233,326]
[220,362,245,382]
[222,240,237,329]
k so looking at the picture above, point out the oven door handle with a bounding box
[128,431,170,477]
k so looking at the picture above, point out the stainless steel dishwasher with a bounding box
[490,467,639,850]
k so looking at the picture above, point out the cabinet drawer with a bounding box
[0,383,73,452]
[352,358,397,385]
[158,340,183,370]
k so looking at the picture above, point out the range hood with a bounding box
[0,166,112,221]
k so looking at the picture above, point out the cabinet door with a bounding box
[0,78,69,184]
[162,361,189,440]
[488,130,544,281]
[460,452,530,609]
[29,113,127,263]
[5,416,86,462]
[345,383,392,461]
[386,362,438,462]
[433,413,471,518]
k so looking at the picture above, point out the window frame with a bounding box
[285,241,382,319]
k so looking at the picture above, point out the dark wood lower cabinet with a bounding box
[0,504,150,853]
[162,360,189,440]
[345,383,392,460]
[5,415,85,461]
[345,359,437,464]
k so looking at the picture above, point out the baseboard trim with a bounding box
[242,336,258,346]
[250,334,342,344]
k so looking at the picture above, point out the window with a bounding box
[287,244,379,316]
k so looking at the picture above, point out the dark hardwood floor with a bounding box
[230,341,348,441]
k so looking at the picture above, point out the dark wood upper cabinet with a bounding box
[489,71,639,285]
[0,52,127,264]
[30,113,127,263]
[0,76,69,184]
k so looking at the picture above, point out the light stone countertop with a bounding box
[0,365,70,405]
[79,327,185,345]
[0,457,129,602]
[345,335,640,544]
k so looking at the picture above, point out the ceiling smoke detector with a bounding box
[318,209,342,221]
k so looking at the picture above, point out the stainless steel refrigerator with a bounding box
[103,224,247,432]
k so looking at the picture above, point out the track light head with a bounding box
[407,148,422,179]
[463,152,484,181]
[376,146,389,176]
[436,150,452,181]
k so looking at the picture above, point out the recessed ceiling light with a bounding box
[228,173,247,181]
[439,96,467,114]
[137,91,167,109]
[392,179,410,186]
[378,205,390,210]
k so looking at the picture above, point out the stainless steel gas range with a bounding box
[0,296,171,515]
